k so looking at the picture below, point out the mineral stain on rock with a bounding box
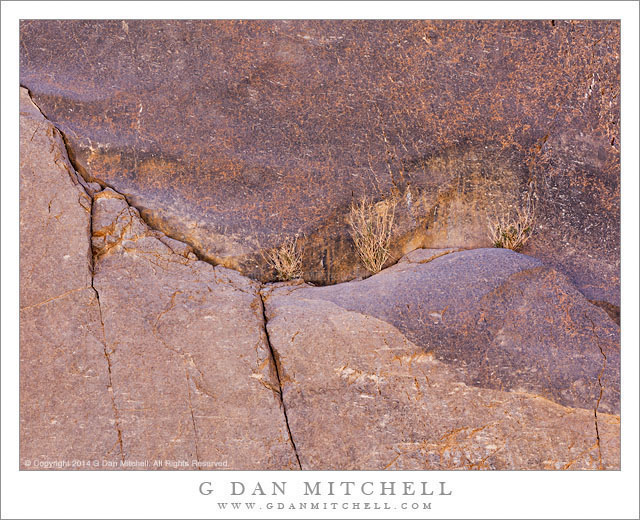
[290,248,620,414]
[20,20,620,301]
[262,281,619,470]
[19,19,620,470]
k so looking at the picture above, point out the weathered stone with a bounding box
[19,87,93,308]
[20,86,298,469]
[91,189,299,469]
[285,248,620,414]
[19,18,621,472]
[261,259,620,469]
[20,21,620,303]
[19,87,118,468]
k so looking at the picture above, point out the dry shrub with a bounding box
[348,197,396,274]
[488,191,536,252]
[264,236,303,281]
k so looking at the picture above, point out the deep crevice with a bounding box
[24,88,622,310]
[86,185,126,463]
[258,291,303,470]
[58,129,218,267]
[24,88,219,271]
[23,87,461,288]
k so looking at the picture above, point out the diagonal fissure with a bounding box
[91,247,126,463]
[24,85,126,464]
[258,290,303,470]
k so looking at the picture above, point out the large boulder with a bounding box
[20,20,620,303]
[261,249,620,469]
[288,248,620,413]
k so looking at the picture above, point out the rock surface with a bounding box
[290,248,620,413]
[20,88,118,466]
[19,19,621,471]
[90,188,299,469]
[20,20,620,304]
[19,87,299,470]
[261,259,620,469]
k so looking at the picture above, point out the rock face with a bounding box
[20,88,299,470]
[19,19,621,471]
[261,252,620,469]
[20,88,118,465]
[20,20,620,304]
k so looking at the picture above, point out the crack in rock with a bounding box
[21,85,619,470]
[29,84,127,463]
[184,367,201,468]
[70,128,127,463]
[90,231,125,464]
[22,87,468,288]
[29,92,220,269]
[258,289,302,470]
[19,287,86,312]
[587,314,607,470]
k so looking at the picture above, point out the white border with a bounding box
[2,2,638,519]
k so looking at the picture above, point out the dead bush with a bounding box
[264,236,303,281]
[348,197,396,274]
[488,191,536,252]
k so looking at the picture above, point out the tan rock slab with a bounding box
[262,285,619,470]
[91,190,298,469]
[20,88,118,468]
[19,87,93,309]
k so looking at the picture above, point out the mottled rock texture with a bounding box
[20,20,620,305]
[20,88,298,470]
[19,18,621,471]
[261,255,620,469]
[20,88,118,465]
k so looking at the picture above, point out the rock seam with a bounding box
[258,290,303,470]
[24,87,128,463]
[21,86,623,323]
